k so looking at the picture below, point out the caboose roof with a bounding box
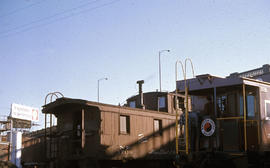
[177,74,270,94]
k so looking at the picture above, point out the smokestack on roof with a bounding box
[137,80,145,110]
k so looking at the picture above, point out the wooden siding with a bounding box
[99,105,176,159]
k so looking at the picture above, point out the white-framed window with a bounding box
[120,115,130,134]
[129,101,136,108]
[265,100,270,120]
[158,97,166,108]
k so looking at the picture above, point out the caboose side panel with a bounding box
[99,105,176,160]
[259,85,270,151]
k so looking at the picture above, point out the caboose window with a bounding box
[217,95,227,116]
[240,96,243,116]
[120,115,130,134]
[158,97,166,108]
[247,95,255,117]
[240,95,255,117]
[265,100,270,120]
[129,101,136,108]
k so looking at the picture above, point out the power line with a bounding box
[0,0,101,36]
[0,0,46,18]
[0,0,94,19]
[0,0,121,39]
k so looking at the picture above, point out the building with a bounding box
[0,119,10,162]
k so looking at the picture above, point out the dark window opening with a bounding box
[174,96,185,110]
[154,119,162,136]
[227,93,237,116]
[217,95,227,117]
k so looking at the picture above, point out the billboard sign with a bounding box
[10,103,39,122]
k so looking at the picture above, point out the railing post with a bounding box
[81,109,85,149]
[185,86,189,155]
[243,84,247,152]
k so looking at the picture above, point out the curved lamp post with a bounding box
[159,49,170,92]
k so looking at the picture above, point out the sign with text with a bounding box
[10,103,39,122]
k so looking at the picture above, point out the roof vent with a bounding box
[137,80,145,110]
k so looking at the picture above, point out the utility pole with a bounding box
[159,50,170,92]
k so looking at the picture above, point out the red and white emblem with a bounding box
[201,118,215,136]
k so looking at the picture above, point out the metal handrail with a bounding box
[43,92,64,164]
[216,117,244,120]
[175,58,195,155]
[175,60,185,155]
[243,84,247,152]
[184,58,195,155]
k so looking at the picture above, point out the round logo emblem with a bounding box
[201,118,215,136]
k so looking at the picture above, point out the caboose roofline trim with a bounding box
[228,64,270,78]
[42,97,177,117]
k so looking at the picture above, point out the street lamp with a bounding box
[97,77,108,102]
[159,49,170,92]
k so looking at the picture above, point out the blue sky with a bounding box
[0,0,270,129]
